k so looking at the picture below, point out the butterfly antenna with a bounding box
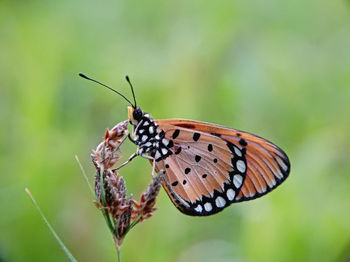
[79,73,134,107]
[125,75,137,108]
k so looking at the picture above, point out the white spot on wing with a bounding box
[204,202,212,212]
[141,135,148,142]
[236,160,246,173]
[233,174,243,188]
[143,121,149,126]
[234,146,242,157]
[194,205,203,213]
[149,126,154,134]
[139,129,145,134]
[215,196,226,208]
[226,189,236,201]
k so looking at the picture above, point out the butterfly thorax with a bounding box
[129,107,173,161]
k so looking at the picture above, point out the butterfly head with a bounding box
[128,106,144,125]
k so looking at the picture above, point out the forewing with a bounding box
[155,119,290,215]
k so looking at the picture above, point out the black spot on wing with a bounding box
[193,132,200,141]
[172,129,180,139]
[175,123,196,129]
[175,147,182,154]
[239,138,248,146]
[167,140,174,148]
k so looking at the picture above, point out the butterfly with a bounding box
[80,73,291,216]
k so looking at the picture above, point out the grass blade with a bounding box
[75,155,95,196]
[25,188,78,262]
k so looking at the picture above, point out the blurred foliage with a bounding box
[1,0,350,261]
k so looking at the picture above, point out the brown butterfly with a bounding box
[80,74,290,216]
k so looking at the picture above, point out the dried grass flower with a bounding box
[91,120,164,260]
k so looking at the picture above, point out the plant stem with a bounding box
[25,188,78,262]
[124,215,141,235]
[117,246,122,262]
[75,155,95,196]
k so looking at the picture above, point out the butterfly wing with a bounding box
[154,119,290,216]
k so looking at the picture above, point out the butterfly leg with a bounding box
[115,152,138,170]
[115,151,154,170]
[151,158,156,177]
[137,153,156,177]
[139,153,154,160]
[127,133,137,145]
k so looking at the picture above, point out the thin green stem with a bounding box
[25,188,78,262]
[124,215,142,236]
[117,246,122,262]
[75,155,95,196]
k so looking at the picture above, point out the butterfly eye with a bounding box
[133,107,143,121]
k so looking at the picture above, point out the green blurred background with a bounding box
[1,0,350,261]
